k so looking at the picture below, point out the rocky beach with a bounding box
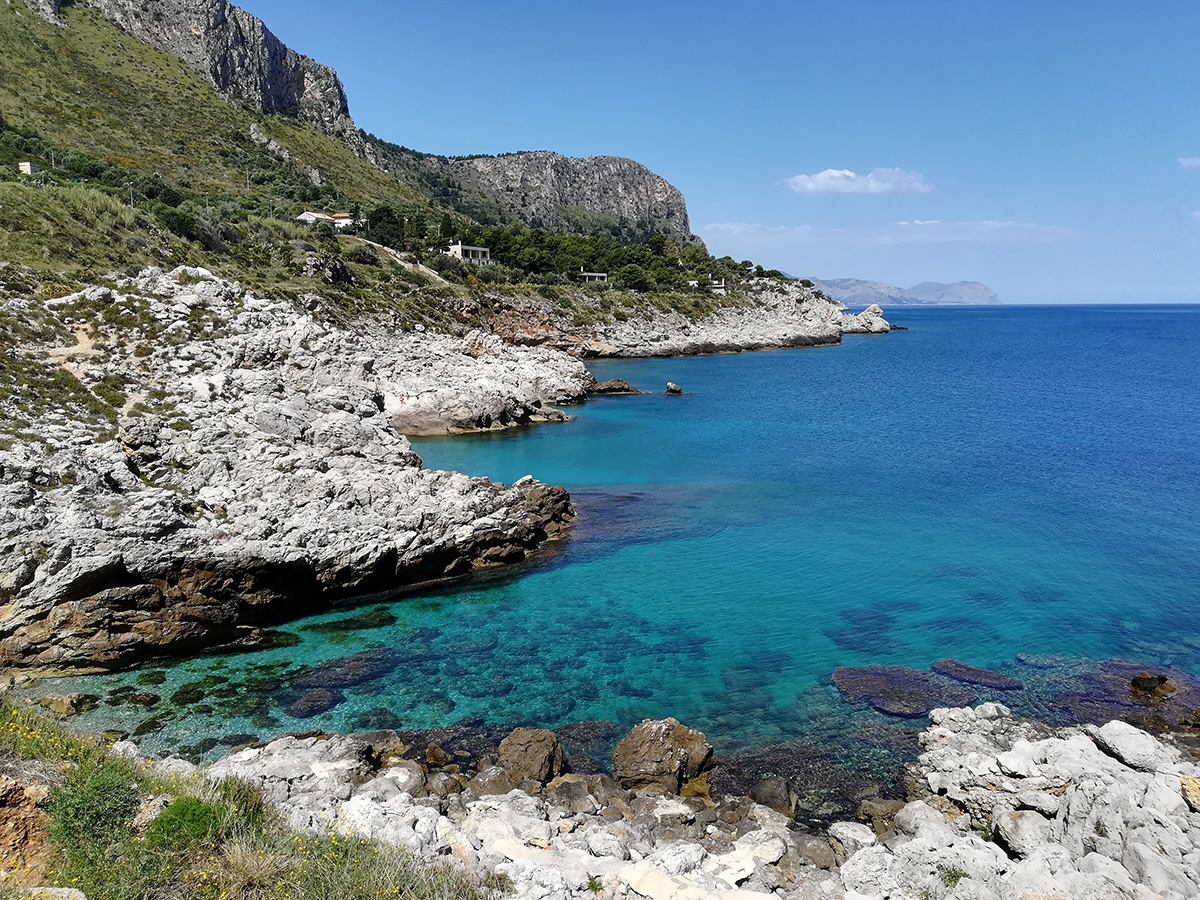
[14,702,1190,900]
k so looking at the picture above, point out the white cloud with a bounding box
[883,220,1073,244]
[704,222,814,236]
[701,219,1072,245]
[786,167,933,194]
[1179,158,1200,168]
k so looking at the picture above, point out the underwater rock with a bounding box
[931,659,1023,691]
[1048,658,1200,729]
[288,687,346,719]
[458,674,514,699]
[292,647,400,690]
[300,608,397,634]
[832,666,976,718]
[349,708,405,732]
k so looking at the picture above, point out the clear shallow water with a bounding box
[38,306,1200,786]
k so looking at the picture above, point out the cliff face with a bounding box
[455,151,698,246]
[24,0,362,148]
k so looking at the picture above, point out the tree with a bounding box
[440,213,455,243]
[618,264,654,292]
[366,204,404,249]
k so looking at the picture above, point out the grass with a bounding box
[0,703,494,900]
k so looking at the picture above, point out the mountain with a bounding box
[19,0,697,244]
[455,151,695,246]
[906,281,1001,305]
[811,278,1001,306]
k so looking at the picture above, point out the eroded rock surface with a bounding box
[0,267,585,670]
[843,703,1200,899]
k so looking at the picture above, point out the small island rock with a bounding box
[589,379,644,395]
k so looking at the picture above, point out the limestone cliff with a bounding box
[23,0,364,151]
[454,151,698,246]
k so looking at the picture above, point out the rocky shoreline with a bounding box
[73,703,1198,900]
[0,268,888,673]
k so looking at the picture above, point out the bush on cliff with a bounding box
[0,702,491,900]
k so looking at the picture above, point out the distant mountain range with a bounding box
[810,278,1001,306]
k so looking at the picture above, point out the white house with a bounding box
[445,242,493,265]
[295,211,359,230]
[574,267,608,283]
[18,162,40,175]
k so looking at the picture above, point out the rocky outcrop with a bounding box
[842,704,1200,899]
[479,279,889,358]
[24,0,365,152]
[455,151,697,247]
[0,267,590,671]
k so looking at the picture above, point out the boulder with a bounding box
[993,809,1053,858]
[828,821,877,863]
[748,776,796,818]
[1091,720,1176,772]
[34,693,98,717]
[467,765,515,797]
[665,382,683,394]
[613,718,713,793]
[1182,776,1200,813]
[1130,671,1176,700]
[497,728,564,784]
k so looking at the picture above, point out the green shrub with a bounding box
[145,796,220,848]
[346,244,378,266]
[48,759,140,845]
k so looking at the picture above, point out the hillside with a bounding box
[0,2,427,204]
[16,0,701,248]
[811,277,1001,306]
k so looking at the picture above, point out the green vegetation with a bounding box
[938,864,967,888]
[0,0,794,339]
[0,702,495,900]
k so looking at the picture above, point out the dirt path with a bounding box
[353,238,450,286]
[45,323,101,376]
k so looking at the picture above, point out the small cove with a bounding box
[36,305,1200,807]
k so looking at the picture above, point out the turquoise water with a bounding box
[38,306,1200,790]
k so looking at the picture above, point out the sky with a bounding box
[235,0,1200,303]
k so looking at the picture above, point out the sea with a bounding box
[32,305,1200,812]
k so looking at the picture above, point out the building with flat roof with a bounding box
[295,211,359,229]
[18,162,40,175]
[574,268,608,283]
[446,242,493,265]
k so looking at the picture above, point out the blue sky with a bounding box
[237,0,1199,303]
